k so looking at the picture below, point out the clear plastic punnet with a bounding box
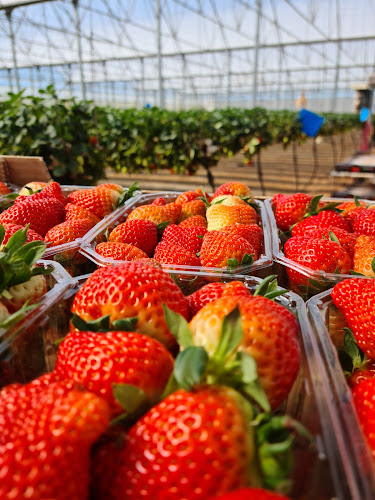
[307,289,375,500]
[264,196,375,298]
[1,266,365,499]
[41,184,142,275]
[0,259,73,387]
[79,191,273,279]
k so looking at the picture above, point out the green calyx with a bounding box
[337,327,370,377]
[253,275,287,300]
[71,313,138,333]
[162,303,271,413]
[0,224,52,297]
[254,412,313,492]
[303,194,342,218]
[116,181,139,208]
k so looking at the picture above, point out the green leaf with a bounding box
[163,304,193,348]
[372,257,375,275]
[328,231,340,244]
[343,328,363,367]
[0,225,5,246]
[307,194,323,214]
[238,352,270,412]
[227,258,239,268]
[240,253,254,266]
[174,346,208,390]
[112,383,150,414]
[213,306,243,363]
[112,317,138,331]
[70,313,111,332]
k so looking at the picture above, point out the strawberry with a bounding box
[336,199,367,217]
[353,235,375,277]
[71,260,189,352]
[0,223,43,244]
[221,224,263,260]
[108,219,158,257]
[66,187,120,219]
[45,218,95,248]
[352,379,375,460]
[291,226,356,258]
[283,236,352,289]
[154,241,202,267]
[0,225,51,314]
[178,199,206,222]
[92,386,259,500]
[152,196,167,205]
[18,181,47,195]
[54,330,174,417]
[0,375,110,500]
[188,295,300,410]
[178,214,207,228]
[351,208,375,236]
[64,203,101,225]
[211,194,248,206]
[161,223,207,254]
[0,182,11,196]
[0,194,65,237]
[274,193,312,231]
[208,488,291,499]
[40,181,67,206]
[96,183,124,193]
[206,204,258,231]
[187,281,251,318]
[332,278,375,359]
[95,241,149,261]
[212,181,252,200]
[175,190,200,205]
[291,210,351,235]
[200,230,255,269]
[127,201,181,226]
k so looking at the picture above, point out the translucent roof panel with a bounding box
[0,0,374,111]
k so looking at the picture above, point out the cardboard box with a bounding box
[0,155,52,186]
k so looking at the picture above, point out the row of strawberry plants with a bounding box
[0,86,361,185]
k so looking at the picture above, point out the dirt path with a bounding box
[99,130,373,198]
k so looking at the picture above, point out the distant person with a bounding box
[295,91,307,109]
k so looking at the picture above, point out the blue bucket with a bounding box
[299,109,324,137]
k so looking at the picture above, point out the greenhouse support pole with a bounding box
[6,9,20,92]
[332,0,341,112]
[73,0,86,101]
[252,0,261,108]
[7,69,13,93]
[156,0,164,108]
[227,50,232,108]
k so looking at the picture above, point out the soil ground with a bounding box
[99,130,375,199]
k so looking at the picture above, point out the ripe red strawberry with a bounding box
[40,181,67,206]
[54,330,174,417]
[92,385,259,500]
[212,181,252,200]
[200,230,255,269]
[178,199,206,222]
[208,488,291,500]
[291,226,356,258]
[0,223,43,244]
[71,260,189,352]
[45,218,95,248]
[291,210,351,235]
[283,236,352,288]
[274,193,312,231]
[0,194,65,237]
[161,223,207,254]
[332,278,375,359]
[353,235,375,277]
[154,241,202,267]
[352,379,375,460]
[221,224,263,260]
[178,214,207,228]
[187,281,251,318]
[95,241,149,261]
[336,199,367,217]
[64,203,101,225]
[206,204,258,231]
[109,219,158,257]
[0,182,11,196]
[152,196,167,205]
[0,375,110,500]
[127,202,181,226]
[66,187,120,219]
[272,193,287,208]
[175,190,200,205]
[189,295,300,410]
[351,208,375,236]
